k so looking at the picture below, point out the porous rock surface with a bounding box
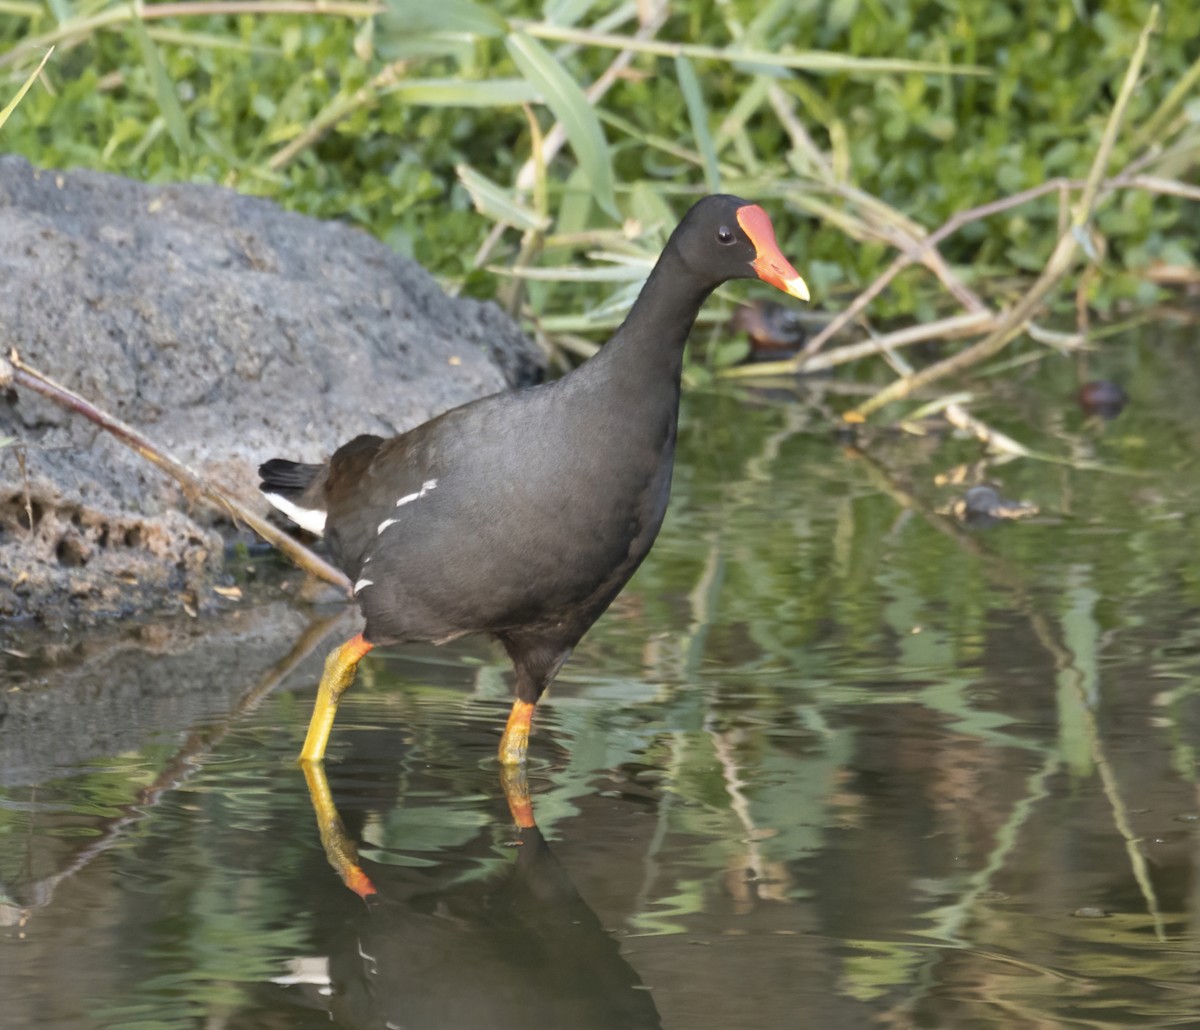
[0,156,543,622]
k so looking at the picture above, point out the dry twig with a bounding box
[1,349,352,594]
[843,6,1158,422]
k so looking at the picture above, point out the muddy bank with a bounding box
[0,156,543,622]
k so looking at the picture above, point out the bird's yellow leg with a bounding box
[299,633,374,763]
[498,699,535,766]
[301,760,376,898]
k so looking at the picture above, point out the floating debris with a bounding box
[943,485,1039,527]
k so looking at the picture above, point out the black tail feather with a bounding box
[259,458,322,498]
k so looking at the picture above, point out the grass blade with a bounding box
[385,78,541,106]
[674,53,721,193]
[143,27,279,54]
[0,45,52,132]
[506,30,618,219]
[457,164,551,232]
[486,264,648,282]
[130,18,191,160]
[515,21,991,77]
[43,0,69,24]
[382,0,507,36]
[0,0,43,16]
[543,0,603,27]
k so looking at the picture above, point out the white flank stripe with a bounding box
[396,478,438,508]
[353,578,374,594]
[269,957,331,987]
[378,479,438,534]
[263,492,326,536]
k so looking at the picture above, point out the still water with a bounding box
[3,331,1200,1028]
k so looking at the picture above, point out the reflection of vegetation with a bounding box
[626,341,1200,1013]
[4,336,1200,1023]
[95,871,311,1028]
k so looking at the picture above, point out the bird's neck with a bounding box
[588,245,712,387]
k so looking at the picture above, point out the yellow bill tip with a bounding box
[783,275,811,302]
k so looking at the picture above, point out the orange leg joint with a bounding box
[299,633,374,763]
[498,699,535,766]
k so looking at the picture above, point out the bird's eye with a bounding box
[717,226,735,245]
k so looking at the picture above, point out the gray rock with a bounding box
[0,156,543,622]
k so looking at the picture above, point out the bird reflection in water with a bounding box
[290,763,663,1029]
[730,299,810,361]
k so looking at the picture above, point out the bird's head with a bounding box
[670,194,809,302]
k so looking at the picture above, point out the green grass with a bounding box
[2,0,1197,377]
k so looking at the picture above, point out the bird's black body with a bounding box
[261,194,807,762]
[262,284,688,701]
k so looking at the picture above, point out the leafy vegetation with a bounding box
[1,0,1197,398]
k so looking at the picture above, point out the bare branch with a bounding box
[1,350,352,595]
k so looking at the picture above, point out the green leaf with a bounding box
[506,30,618,220]
[674,54,721,194]
[143,27,279,56]
[129,18,191,161]
[457,164,551,232]
[827,0,860,34]
[709,337,750,369]
[486,264,648,282]
[628,181,677,242]
[374,35,476,61]
[383,0,507,37]
[519,23,990,76]
[556,166,593,236]
[542,0,602,27]
[0,46,52,133]
[385,78,541,107]
[42,0,69,25]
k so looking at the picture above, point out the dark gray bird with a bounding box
[260,195,808,766]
